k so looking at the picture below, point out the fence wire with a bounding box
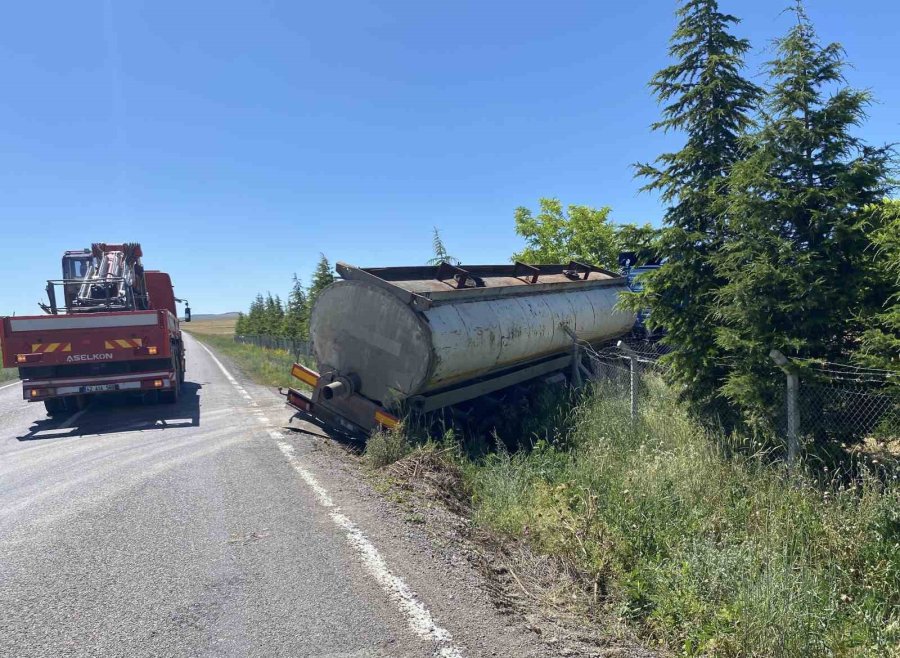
[234,334,311,358]
[580,341,899,445]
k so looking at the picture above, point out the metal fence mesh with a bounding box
[580,340,899,446]
[234,335,311,358]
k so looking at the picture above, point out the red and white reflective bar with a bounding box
[24,371,174,400]
[24,370,172,387]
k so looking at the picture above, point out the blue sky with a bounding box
[1,1,897,315]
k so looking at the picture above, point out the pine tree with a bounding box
[631,0,762,409]
[307,254,335,312]
[855,201,900,379]
[246,294,266,335]
[263,293,285,336]
[234,312,247,336]
[714,3,893,416]
[426,227,459,266]
[282,274,309,341]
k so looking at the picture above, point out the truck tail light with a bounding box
[17,353,42,364]
[153,379,163,388]
[147,346,158,355]
[374,410,400,430]
[287,388,311,411]
[291,363,320,387]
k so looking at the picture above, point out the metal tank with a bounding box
[288,261,635,435]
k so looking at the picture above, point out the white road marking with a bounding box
[56,408,88,430]
[0,381,21,392]
[194,337,464,658]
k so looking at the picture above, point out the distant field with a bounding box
[183,317,237,336]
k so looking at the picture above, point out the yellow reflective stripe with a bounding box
[105,341,115,349]
[115,339,132,349]
[291,363,319,387]
[374,410,400,429]
[62,343,72,352]
[44,343,60,353]
[133,338,143,347]
[31,344,42,353]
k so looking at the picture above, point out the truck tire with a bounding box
[44,398,69,416]
[161,356,182,404]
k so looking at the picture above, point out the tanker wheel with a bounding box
[43,398,69,416]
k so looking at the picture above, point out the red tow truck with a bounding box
[0,243,190,415]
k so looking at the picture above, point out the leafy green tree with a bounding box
[713,4,894,417]
[512,198,619,269]
[282,274,309,341]
[426,227,459,265]
[630,0,762,409]
[307,253,336,312]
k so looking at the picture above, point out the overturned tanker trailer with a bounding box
[285,261,635,437]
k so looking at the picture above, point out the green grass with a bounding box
[0,346,18,383]
[460,376,900,657]
[186,332,302,389]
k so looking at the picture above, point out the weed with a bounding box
[364,427,411,469]
[466,375,900,657]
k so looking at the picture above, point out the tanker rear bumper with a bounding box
[286,387,372,438]
[22,369,176,401]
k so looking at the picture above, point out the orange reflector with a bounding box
[374,410,400,429]
[291,363,320,387]
[17,354,27,363]
[148,346,158,355]
[153,379,163,388]
[30,389,38,397]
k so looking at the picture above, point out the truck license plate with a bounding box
[79,383,119,393]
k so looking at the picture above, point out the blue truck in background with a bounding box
[618,252,662,340]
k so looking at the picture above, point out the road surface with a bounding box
[0,333,544,658]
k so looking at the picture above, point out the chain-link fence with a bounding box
[576,339,899,460]
[234,334,312,359]
[796,364,899,444]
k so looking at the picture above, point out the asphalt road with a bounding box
[0,333,545,658]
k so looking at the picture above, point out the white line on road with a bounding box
[0,381,21,392]
[56,408,88,430]
[195,337,464,658]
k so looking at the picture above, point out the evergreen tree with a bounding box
[855,201,900,379]
[714,3,894,416]
[282,274,309,341]
[263,293,285,336]
[426,227,459,266]
[307,254,335,312]
[245,293,266,335]
[631,0,762,408]
[234,312,247,335]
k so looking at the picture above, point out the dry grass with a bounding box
[183,317,237,336]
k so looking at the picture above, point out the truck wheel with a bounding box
[44,398,69,416]
[161,358,182,404]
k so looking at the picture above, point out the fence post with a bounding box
[617,341,638,420]
[769,349,800,467]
